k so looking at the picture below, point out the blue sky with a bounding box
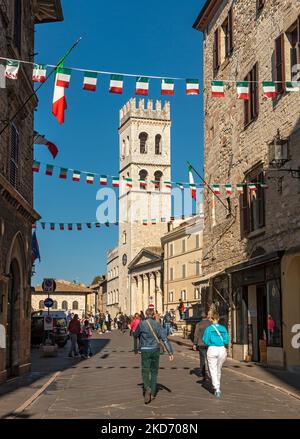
[33,0,205,286]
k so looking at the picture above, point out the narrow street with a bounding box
[1,331,299,419]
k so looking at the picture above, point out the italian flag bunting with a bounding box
[263,81,278,98]
[95,223,100,228]
[32,64,47,83]
[161,78,174,95]
[59,168,68,179]
[50,223,55,231]
[56,68,71,88]
[52,65,67,125]
[186,79,199,95]
[237,81,250,100]
[100,175,107,186]
[152,180,160,188]
[286,81,300,92]
[86,223,92,229]
[237,183,244,194]
[140,179,147,188]
[77,223,82,231]
[126,177,133,188]
[212,184,221,195]
[164,181,172,189]
[83,72,98,91]
[248,183,257,192]
[143,219,148,226]
[136,77,149,96]
[72,170,81,182]
[86,173,94,184]
[59,223,64,231]
[105,221,110,227]
[45,164,54,176]
[112,177,119,187]
[151,219,157,225]
[68,224,73,231]
[177,182,184,190]
[33,161,40,172]
[109,74,123,94]
[211,80,225,98]
[260,183,269,189]
[5,60,20,79]
[41,222,46,230]
[225,184,233,195]
[188,165,196,200]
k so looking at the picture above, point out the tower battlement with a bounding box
[120,98,170,125]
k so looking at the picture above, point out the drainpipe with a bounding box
[228,273,233,359]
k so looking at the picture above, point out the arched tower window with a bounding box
[121,139,125,158]
[72,301,78,310]
[62,301,68,311]
[126,136,130,156]
[122,231,127,244]
[155,134,162,155]
[53,301,58,310]
[139,169,148,190]
[154,170,163,191]
[139,132,148,154]
[39,300,44,309]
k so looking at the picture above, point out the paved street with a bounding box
[0,331,300,419]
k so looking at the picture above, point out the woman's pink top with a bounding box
[130,318,140,332]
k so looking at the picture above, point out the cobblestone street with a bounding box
[0,331,299,419]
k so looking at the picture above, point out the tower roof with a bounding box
[119,98,170,127]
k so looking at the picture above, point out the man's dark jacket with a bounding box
[193,319,211,348]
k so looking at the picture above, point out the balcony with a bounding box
[33,0,64,24]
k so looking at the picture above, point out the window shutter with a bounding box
[229,8,234,53]
[257,172,266,227]
[275,34,285,94]
[253,63,259,118]
[240,188,249,238]
[213,28,220,74]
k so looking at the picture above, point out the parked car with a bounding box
[31,310,69,347]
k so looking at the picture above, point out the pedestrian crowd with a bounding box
[66,305,229,404]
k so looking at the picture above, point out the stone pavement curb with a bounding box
[169,336,300,402]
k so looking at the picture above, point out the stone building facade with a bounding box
[33,280,90,318]
[115,98,172,315]
[88,275,107,314]
[162,216,203,317]
[194,0,300,370]
[106,247,120,317]
[0,1,63,383]
[128,247,163,314]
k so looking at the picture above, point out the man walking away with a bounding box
[203,311,229,398]
[163,311,173,336]
[68,314,80,358]
[192,311,211,379]
[105,311,112,332]
[134,308,174,404]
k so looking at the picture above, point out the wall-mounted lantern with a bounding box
[269,129,290,168]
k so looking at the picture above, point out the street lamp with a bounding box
[269,129,290,168]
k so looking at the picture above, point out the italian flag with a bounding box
[68,224,73,231]
[260,183,269,189]
[32,224,37,230]
[286,81,300,92]
[72,170,81,182]
[152,180,160,188]
[109,74,123,94]
[112,177,119,187]
[177,182,184,190]
[77,224,82,231]
[95,223,101,228]
[59,168,68,179]
[32,160,40,172]
[161,78,174,95]
[237,81,250,100]
[126,177,133,188]
[41,223,46,230]
[56,68,71,88]
[212,184,221,195]
[136,77,149,96]
[161,217,166,222]
[188,165,196,200]
[5,60,20,79]
[50,223,55,231]
[86,223,92,229]
[143,219,148,226]
[211,80,225,98]
[86,173,94,184]
[140,179,147,188]
[45,164,54,176]
[263,81,278,98]
[32,64,47,83]
[248,183,257,192]
[52,67,67,125]
[33,131,58,159]
[83,72,98,91]
[237,184,244,194]
[186,79,199,95]
[59,223,65,231]
[225,184,233,195]
[151,219,157,225]
[100,175,107,186]
[164,181,172,189]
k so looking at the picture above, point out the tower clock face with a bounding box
[122,254,127,266]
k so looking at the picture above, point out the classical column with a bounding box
[155,271,163,314]
[137,275,143,313]
[142,274,149,311]
[149,273,156,307]
[131,276,136,315]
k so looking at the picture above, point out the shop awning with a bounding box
[192,270,226,286]
[225,251,284,274]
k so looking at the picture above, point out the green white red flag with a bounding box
[5,60,20,79]
[32,161,40,172]
[286,81,300,92]
[112,177,119,187]
[59,223,64,231]
[59,168,68,179]
[100,175,107,185]
[83,72,98,91]
[140,179,147,188]
[237,184,244,194]
[52,68,67,124]
[56,68,71,88]
[237,81,250,100]
[72,170,81,182]
[212,184,221,195]
[225,184,233,195]
[211,80,225,98]
[109,74,123,94]
[136,77,149,96]
[32,64,47,83]
[164,181,172,189]
[126,177,133,188]
[188,165,196,200]
[45,165,54,176]
[161,78,174,95]
[186,79,199,95]
[248,183,257,191]
[86,174,94,184]
[263,81,278,98]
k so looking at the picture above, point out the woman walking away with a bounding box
[203,311,229,398]
[81,319,93,359]
[130,313,141,354]
[134,308,174,404]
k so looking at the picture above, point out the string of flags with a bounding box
[32,160,268,194]
[211,80,300,99]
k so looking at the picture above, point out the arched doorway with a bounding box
[6,258,21,377]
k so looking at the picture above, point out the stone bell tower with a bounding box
[118,98,171,314]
